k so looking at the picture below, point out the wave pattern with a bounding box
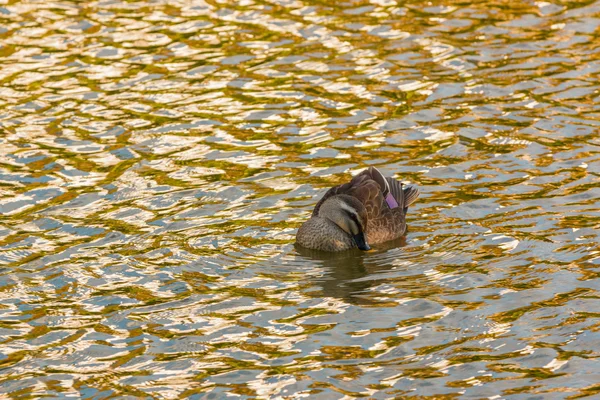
[1,0,600,397]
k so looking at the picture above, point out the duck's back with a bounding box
[313,167,419,244]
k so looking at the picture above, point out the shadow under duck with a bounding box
[296,167,419,252]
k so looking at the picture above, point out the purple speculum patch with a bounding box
[385,193,399,209]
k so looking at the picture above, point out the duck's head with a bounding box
[319,195,370,251]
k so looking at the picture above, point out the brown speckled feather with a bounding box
[312,167,417,245]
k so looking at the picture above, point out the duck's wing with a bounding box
[313,166,419,218]
[311,177,360,217]
[349,168,406,243]
[357,168,410,213]
[313,167,393,217]
[359,166,420,210]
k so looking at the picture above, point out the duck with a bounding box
[296,167,419,252]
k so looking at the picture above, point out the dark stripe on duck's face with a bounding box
[342,208,362,232]
[341,207,369,250]
[353,232,370,251]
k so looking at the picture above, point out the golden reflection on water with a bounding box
[1,0,600,397]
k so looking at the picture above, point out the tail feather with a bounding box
[385,176,405,209]
[403,185,420,208]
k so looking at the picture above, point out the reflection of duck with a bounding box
[296,167,419,252]
[294,237,407,304]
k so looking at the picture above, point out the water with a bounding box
[1,0,600,398]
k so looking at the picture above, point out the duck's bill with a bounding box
[353,233,370,251]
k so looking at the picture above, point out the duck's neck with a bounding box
[297,217,354,252]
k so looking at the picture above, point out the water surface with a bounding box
[1,0,600,398]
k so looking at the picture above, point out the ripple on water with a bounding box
[1,0,600,398]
